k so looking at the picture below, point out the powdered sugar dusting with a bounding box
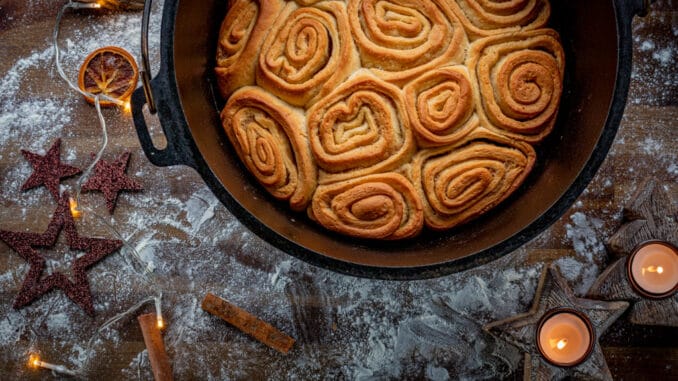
[0,53,74,152]
[565,212,605,261]
[555,212,606,294]
[630,13,678,105]
[652,47,674,66]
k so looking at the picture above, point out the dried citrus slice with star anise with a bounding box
[78,46,139,107]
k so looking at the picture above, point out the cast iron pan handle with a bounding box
[139,0,156,114]
[638,0,653,17]
[604,0,653,148]
[131,0,198,169]
[613,0,653,85]
[616,0,653,31]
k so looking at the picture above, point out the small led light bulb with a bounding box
[69,197,82,218]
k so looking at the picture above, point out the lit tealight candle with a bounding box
[537,309,593,367]
[627,241,678,298]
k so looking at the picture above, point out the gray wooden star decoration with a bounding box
[587,256,677,326]
[484,264,629,381]
[588,178,678,326]
[607,177,677,256]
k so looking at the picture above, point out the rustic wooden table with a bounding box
[0,1,676,380]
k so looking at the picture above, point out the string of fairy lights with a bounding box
[27,0,164,376]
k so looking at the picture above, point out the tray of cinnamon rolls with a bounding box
[132,0,648,277]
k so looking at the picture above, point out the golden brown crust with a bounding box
[307,71,415,184]
[257,1,360,107]
[409,128,536,230]
[347,0,468,86]
[216,1,564,239]
[403,65,479,147]
[447,0,551,40]
[467,29,565,143]
[311,172,424,239]
[215,0,284,97]
[292,0,324,6]
[220,87,317,211]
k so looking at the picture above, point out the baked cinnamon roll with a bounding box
[467,29,564,142]
[307,71,415,184]
[257,1,359,107]
[215,1,564,239]
[310,173,424,240]
[347,0,467,86]
[410,128,536,230]
[215,0,283,97]
[447,0,550,40]
[403,66,479,147]
[221,87,317,211]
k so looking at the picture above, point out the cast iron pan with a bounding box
[131,0,650,279]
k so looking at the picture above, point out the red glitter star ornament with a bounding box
[21,139,82,200]
[82,152,143,214]
[0,193,122,316]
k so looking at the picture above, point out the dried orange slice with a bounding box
[78,46,139,107]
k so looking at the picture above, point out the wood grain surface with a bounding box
[0,0,676,380]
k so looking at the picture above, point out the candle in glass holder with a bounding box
[627,241,678,298]
[537,309,593,367]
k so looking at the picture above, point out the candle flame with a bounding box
[549,338,568,350]
[642,265,664,275]
[157,316,164,330]
[94,1,103,8]
[28,354,40,368]
[556,338,568,350]
[69,197,82,219]
[123,100,131,114]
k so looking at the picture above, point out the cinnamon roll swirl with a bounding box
[410,128,536,230]
[347,0,467,86]
[447,0,550,40]
[310,173,424,240]
[215,0,283,98]
[467,29,564,142]
[307,72,415,184]
[220,87,317,211]
[403,66,479,147]
[257,1,359,107]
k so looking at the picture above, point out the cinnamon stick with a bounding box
[137,313,173,381]
[201,292,295,354]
